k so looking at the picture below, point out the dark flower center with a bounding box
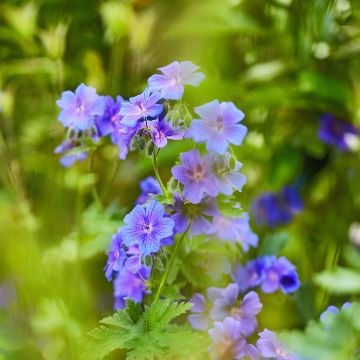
[215,116,223,130]
[230,306,243,318]
[188,164,204,181]
[183,203,201,218]
[280,274,295,287]
[142,223,152,234]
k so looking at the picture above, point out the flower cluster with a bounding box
[318,113,358,151]
[252,186,303,228]
[104,201,174,309]
[54,61,204,166]
[56,61,302,359]
[234,255,300,294]
[188,283,296,359]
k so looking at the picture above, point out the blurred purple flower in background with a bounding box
[122,200,175,255]
[209,317,258,360]
[54,139,88,167]
[261,256,300,294]
[56,83,105,130]
[136,176,162,204]
[233,256,300,294]
[120,89,163,127]
[234,258,267,293]
[190,100,247,155]
[210,212,258,252]
[210,284,262,336]
[148,61,204,100]
[318,113,358,151]
[252,186,303,228]
[172,149,218,204]
[188,286,231,331]
[188,293,211,330]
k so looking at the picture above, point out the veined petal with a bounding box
[184,183,204,204]
[220,101,245,124]
[191,120,212,142]
[56,90,76,109]
[183,71,204,86]
[224,123,247,146]
[158,61,180,77]
[194,100,220,121]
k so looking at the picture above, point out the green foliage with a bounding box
[217,195,244,218]
[260,231,290,255]
[315,267,360,294]
[1,0,360,358]
[282,302,360,360]
[82,300,207,360]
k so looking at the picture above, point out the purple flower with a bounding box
[111,121,140,160]
[252,187,303,228]
[318,113,358,151]
[172,149,219,204]
[56,83,105,131]
[188,287,228,331]
[188,293,211,330]
[211,284,262,336]
[96,95,123,136]
[148,61,204,100]
[113,266,149,310]
[119,89,163,128]
[171,194,219,236]
[233,256,300,295]
[190,100,247,155]
[122,200,175,255]
[209,317,257,360]
[123,246,143,274]
[104,231,127,281]
[136,176,162,204]
[282,187,303,213]
[144,118,184,148]
[213,154,246,196]
[54,139,88,167]
[257,329,297,360]
[261,256,300,294]
[210,213,258,252]
[233,258,267,293]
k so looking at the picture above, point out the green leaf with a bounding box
[260,231,289,255]
[81,326,130,360]
[144,299,192,330]
[217,199,243,218]
[314,267,360,294]
[82,299,198,360]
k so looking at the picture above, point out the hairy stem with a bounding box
[154,227,190,302]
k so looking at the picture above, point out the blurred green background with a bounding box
[1,0,360,359]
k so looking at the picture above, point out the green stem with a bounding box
[154,227,190,302]
[152,150,167,196]
[89,151,102,209]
